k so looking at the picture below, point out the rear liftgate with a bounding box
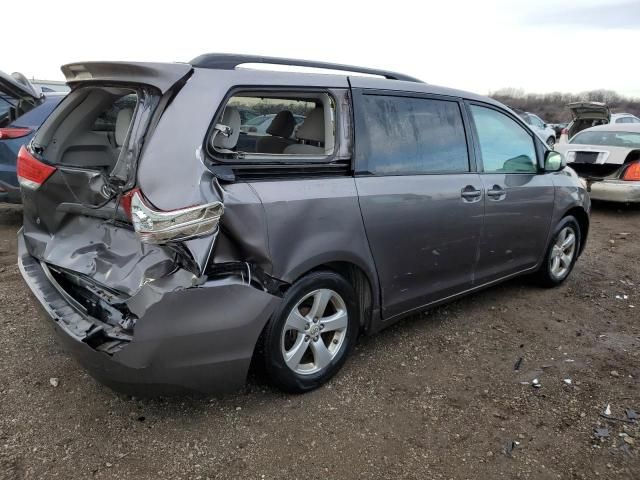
[19,62,285,360]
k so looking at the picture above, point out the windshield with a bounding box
[570,130,640,148]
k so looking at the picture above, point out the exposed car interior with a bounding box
[33,87,137,171]
[210,92,336,158]
[568,118,607,139]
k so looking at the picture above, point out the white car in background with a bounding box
[610,113,640,125]
[516,111,557,148]
[555,123,640,202]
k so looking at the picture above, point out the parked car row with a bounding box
[556,123,640,202]
[510,103,640,154]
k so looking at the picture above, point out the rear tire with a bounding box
[262,270,359,393]
[535,216,581,287]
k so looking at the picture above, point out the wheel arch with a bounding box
[300,260,376,333]
[563,206,589,256]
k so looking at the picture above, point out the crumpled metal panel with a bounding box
[23,215,177,297]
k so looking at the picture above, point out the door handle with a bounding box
[487,185,506,200]
[461,186,482,202]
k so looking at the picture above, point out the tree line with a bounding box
[490,88,640,123]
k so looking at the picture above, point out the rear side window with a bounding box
[528,115,545,128]
[357,95,469,175]
[208,92,337,159]
[470,105,537,173]
[615,117,640,124]
[0,95,16,127]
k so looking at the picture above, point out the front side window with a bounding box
[470,105,537,173]
[357,95,469,175]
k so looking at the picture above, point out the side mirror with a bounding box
[544,150,566,172]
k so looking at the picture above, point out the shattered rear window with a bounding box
[92,94,138,132]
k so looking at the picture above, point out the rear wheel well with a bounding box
[307,262,373,331]
[564,207,589,255]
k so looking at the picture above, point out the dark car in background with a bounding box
[0,71,65,202]
[550,122,568,138]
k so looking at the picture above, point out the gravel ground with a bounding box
[1,202,639,480]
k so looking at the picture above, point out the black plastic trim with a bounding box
[190,53,423,83]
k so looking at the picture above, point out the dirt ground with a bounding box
[0,202,638,480]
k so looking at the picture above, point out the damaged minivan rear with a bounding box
[17,62,283,394]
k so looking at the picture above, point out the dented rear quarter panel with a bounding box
[247,177,379,290]
[136,67,379,316]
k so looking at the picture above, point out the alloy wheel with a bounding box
[549,226,576,279]
[280,288,349,375]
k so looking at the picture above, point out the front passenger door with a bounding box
[468,104,555,285]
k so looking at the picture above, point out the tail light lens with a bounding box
[623,161,640,181]
[16,146,57,190]
[124,189,224,244]
[0,127,33,139]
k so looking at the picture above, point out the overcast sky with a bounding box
[5,0,640,97]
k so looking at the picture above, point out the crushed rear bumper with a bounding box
[17,230,281,395]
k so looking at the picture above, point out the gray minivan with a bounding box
[17,55,590,394]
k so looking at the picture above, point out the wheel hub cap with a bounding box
[549,226,577,279]
[281,288,349,375]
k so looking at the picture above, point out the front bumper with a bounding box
[585,179,640,203]
[18,231,281,395]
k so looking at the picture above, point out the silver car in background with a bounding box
[556,123,640,202]
[610,113,640,125]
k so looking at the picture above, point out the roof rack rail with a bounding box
[189,53,423,83]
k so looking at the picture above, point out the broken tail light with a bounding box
[16,146,57,190]
[623,161,640,181]
[125,189,224,244]
[0,127,33,139]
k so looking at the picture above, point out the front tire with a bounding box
[262,270,359,393]
[535,216,581,287]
